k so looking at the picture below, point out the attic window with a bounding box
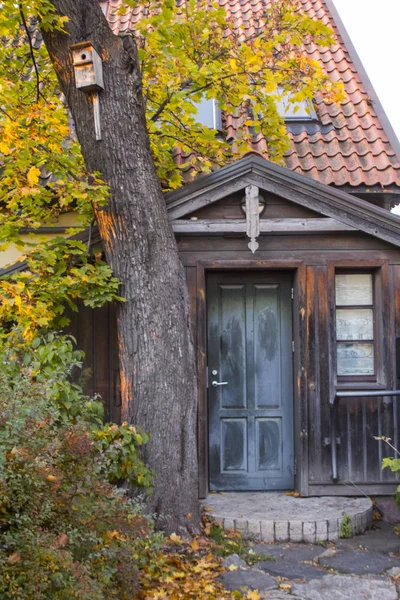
[193,98,222,131]
[275,90,316,121]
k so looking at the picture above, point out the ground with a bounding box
[218,521,400,599]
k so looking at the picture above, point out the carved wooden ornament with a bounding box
[245,185,260,253]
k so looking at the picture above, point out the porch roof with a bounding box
[166,153,400,247]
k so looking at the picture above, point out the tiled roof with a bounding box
[99,0,400,190]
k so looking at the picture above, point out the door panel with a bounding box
[207,272,294,491]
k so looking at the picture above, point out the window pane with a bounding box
[336,308,373,341]
[335,274,373,306]
[337,343,374,375]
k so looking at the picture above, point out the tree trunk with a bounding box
[41,0,200,534]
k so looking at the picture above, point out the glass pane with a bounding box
[336,308,374,341]
[335,274,373,306]
[337,343,374,375]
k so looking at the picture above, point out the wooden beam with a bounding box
[172,218,356,234]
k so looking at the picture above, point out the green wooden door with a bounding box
[207,272,294,491]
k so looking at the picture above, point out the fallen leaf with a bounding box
[245,591,262,600]
[228,564,238,571]
[280,583,292,590]
[190,538,199,551]
[54,533,69,548]
[169,533,183,545]
[8,552,21,565]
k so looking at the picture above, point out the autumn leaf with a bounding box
[7,552,21,565]
[54,533,69,548]
[27,166,41,187]
[169,533,183,545]
[245,591,262,600]
[228,564,238,571]
[280,583,292,590]
[190,538,199,551]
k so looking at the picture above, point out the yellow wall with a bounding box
[0,212,81,270]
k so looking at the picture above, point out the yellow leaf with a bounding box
[169,533,183,544]
[0,142,10,155]
[228,564,238,571]
[27,166,40,187]
[245,591,261,600]
[46,475,58,482]
[280,583,292,590]
[190,538,199,551]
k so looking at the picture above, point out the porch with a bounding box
[204,492,373,543]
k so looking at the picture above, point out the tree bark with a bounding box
[41,0,200,534]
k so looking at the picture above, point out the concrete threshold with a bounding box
[204,493,373,543]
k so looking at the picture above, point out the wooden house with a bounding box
[2,0,400,498]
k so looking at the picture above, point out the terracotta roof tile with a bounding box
[99,0,400,189]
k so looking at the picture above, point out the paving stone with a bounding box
[252,543,324,562]
[336,522,400,555]
[222,554,247,569]
[291,574,398,600]
[262,594,305,600]
[219,569,276,593]
[375,499,400,524]
[257,560,326,580]
[318,550,399,574]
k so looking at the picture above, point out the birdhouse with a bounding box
[71,41,104,92]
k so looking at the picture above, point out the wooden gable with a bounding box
[167,155,400,246]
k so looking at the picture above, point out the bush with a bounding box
[0,333,161,599]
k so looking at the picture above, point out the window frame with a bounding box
[334,270,376,383]
[328,261,390,391]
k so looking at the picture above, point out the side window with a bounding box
[335,273,375,379]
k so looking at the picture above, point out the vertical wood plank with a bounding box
[79,303,95,398]
[294,263,308,495]
[109,303,121,424]
[93,304,110,419]
[196,263,208,499]
[316,266,332,481]
[306,266,318,483]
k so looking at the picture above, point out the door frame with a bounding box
[195,260,308,498]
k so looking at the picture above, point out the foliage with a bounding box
[0,0,344,339]
[376,436,400,504]
[0,333,159,599]
[339,514,352,539]
[133,0,345,187]
[205,521,274,565]
[0,238,123,340]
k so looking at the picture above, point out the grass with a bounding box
[207,523,276,565]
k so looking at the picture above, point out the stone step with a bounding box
[203,493,373,542]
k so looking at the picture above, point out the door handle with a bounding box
[212,380,228,387]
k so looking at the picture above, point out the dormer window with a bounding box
[193,98,222,131]
[275,90,316,121]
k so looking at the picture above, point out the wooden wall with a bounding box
[65,220,400,496]
[66,301,121,424]
[177,226,400,496]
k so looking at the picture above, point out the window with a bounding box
[193,98,222,130]
[335,273,375,377]
[275,90,316,121]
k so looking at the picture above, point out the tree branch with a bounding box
[19,4,41,104]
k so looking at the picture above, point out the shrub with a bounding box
[0,332,161,599]
[375,436,400,504]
